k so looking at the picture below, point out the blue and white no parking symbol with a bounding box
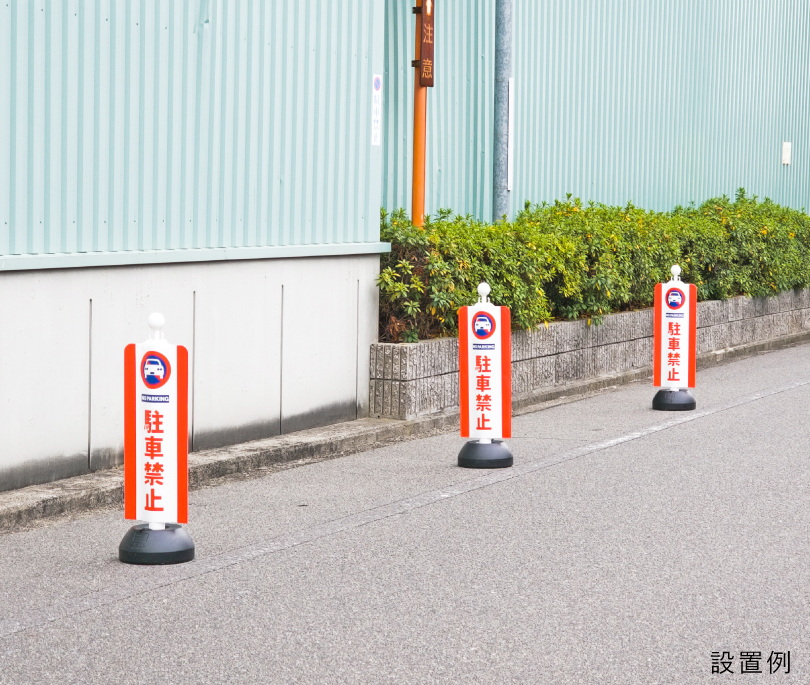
[666,287,685,310]
[472,312,496,340]
[141,351,172,390]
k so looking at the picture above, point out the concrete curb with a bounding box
[3,329,810,533]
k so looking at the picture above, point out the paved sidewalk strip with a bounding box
[2,374,807,640]
[3,330,809,533]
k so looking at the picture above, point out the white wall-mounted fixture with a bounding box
[782,142,792,165]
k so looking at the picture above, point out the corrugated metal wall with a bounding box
[385,0,810,219]
[0,0,384,259]
[4,0,809,252]
[512,0,810,213]
[382,0,495,220]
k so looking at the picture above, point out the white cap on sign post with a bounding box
[148,312,165,340]
[477,282,491,303]
[671,264,681,281]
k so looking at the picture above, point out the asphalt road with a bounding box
[2,345,810,684]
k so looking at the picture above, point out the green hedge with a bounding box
[377,190,810,342]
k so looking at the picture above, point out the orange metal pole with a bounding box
[412,0,427,227]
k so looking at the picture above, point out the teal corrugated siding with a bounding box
[0,0,384,259]
[4,0,809,256]
[382,0,495,219]
[512,0,810,213]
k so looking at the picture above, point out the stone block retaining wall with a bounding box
[369,289,810,420]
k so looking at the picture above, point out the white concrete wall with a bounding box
[0,254,380,491]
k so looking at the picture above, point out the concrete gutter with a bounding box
[3,329,810,533]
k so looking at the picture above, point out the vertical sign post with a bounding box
[457,283,513,468]
[119,313,195,564]
[652,265,697,411]
[411,0,435,227]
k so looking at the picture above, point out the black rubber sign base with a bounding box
[458,439,514,469]
[652,388,697,411]
[119,523,195,565]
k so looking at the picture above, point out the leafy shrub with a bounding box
[377,190,810,342]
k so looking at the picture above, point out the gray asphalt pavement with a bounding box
[2,345,810,684]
